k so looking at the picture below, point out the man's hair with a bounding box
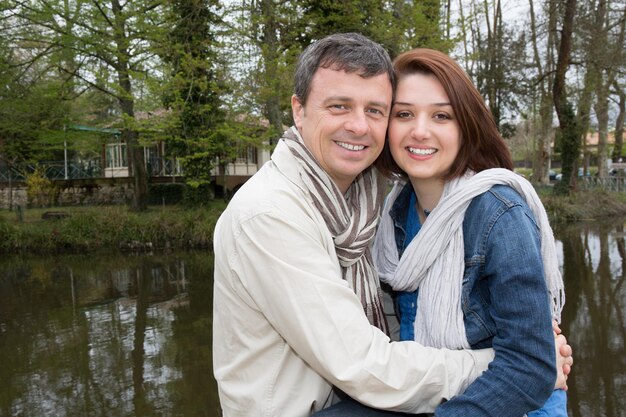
[376,48,513,179]
[293,33,395,106]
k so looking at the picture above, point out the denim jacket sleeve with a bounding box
[435,186,556,417]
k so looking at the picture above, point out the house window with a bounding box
[236,145,257,164]
[106,143,127,168]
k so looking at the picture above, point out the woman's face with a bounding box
[388,73,461,186]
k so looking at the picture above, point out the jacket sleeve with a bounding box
[435,202,556,417]
[231,207,494,413]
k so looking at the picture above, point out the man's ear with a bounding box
[291,95,304,130]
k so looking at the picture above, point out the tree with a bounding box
[0,7,70,165]
[527,0,557,185]
[221,0,300,144]
[257,0,288,142]
[613,81,625,160]
[594,3,625,174]
[456,0,527,132]
[160,0,228,188]
[569,0,625,178]
[9,0,169,210]
[298,0,450,58]
[576,0,608,177]
[553,0,580,194]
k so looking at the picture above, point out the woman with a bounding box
[372,48,567,416]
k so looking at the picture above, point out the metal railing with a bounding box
[0,159,183,183]
[580,176,626,192]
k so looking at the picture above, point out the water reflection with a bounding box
[556,220,626,417]
[1,219,626,416]
[0,252,220,417]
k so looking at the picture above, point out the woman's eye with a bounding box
[395,111,412,119]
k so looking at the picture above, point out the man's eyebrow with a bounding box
[369,100,390,111]
[322,96,351,104]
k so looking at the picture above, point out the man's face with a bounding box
[292,67,392,192]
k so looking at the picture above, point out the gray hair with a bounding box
[293,33,395,106]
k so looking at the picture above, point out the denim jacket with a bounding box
[389,183,556,417]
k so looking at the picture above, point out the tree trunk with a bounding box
[260,0,283,145]
[8,161,13,211]
[112,0,148,211]
[529,0,554,185]
[595,77,610,178]
[610,8,626,161]
[591,0,609,178]
[552,0,579,194]
[577,68,596,177]
[612,84,625,161]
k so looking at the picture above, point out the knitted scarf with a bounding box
[282,127,389,334]
[373,168,565,349]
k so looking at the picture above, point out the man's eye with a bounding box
[367,108,384,116]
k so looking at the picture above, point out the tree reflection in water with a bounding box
[0,221,625,416]
[0,251,220,417]
[557,220,626,417]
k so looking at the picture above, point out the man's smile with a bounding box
[336,141,366,151]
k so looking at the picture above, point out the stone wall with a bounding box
[0,179,135,209]
[0,187,27,209]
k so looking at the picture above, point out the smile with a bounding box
[336,141,366,151]
[407,147,436,156]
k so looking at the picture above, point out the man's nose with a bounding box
[344,111,370,136]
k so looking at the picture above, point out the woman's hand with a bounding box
[553,321,573,390]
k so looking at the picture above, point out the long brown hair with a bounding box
[376,48,513,179]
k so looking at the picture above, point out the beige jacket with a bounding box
[212,141,494,417]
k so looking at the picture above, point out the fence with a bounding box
[0,159,182,183]
[580,176,626,192]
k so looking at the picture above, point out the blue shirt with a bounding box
[396,191,421,341]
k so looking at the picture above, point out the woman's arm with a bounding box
[436,198,556,417]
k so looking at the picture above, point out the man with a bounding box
[212,33,569,417]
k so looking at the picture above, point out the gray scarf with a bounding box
[374,169,564,348]
[282,127,389,334]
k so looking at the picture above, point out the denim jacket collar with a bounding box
[389,182,415,257]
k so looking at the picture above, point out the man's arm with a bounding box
[230,208,493,413]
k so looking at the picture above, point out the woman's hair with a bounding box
[376,48,513,179]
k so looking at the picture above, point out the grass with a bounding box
[3,187,626,254]
[0,201,227,254]
[540,188,626,224]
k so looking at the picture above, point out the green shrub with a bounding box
[182,183,215,207]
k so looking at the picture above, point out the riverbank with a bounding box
[0,202,227,254]
[540,188,626,224]
[2,189,626,254]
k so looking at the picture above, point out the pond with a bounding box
[0,219,624,417]
[0,251,220,417]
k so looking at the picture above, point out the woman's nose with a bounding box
[410,117,429,140]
